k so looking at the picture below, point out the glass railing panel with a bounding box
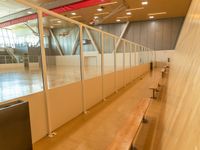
[116,38,124,71]
[103,33,114,74]
[0,7,43,102]
[42,14,81,89]
[125,41,131,69]
[83,27,102,80]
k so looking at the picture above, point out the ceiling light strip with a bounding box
[148,12,167,16]
[99,1,118,6]
[126,7,144,11]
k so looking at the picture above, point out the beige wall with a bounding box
[156,0,200,149]
[155,50,175,67]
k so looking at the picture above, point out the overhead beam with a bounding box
[24,23,39,36]
[114,21,130,53]
[49,29,64,56]
[72,30,80,55]
[85,27,101,54]
[100,4,126,24]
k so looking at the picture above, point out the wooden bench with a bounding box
[107,98,151,150]
[149,78,163,99]
[161,68,166,78]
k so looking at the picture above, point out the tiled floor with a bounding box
[33,69,163,150]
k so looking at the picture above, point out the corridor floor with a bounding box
[33,69,164,150]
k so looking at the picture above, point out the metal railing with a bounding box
[0,55,40,64]
[7,0,157,136]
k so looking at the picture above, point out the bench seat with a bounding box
[107,98,151,150]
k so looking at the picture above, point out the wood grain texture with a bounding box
[154,0,200,149]
[107,98,151,150]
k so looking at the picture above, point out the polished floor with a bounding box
[33,69,164,150]
[0,65,116,102]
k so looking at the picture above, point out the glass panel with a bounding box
[116,38,124,71]
[0,8,43,102]
[42,14,81,89]
[83,27,101,79]
[131,44,136,67]
[103,33,114,74]
[125,42,130,69]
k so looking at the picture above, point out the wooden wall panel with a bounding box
[154,0,200,149]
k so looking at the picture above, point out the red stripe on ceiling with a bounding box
[0,0,110,28]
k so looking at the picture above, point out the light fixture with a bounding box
[116,19,121,22]
[126,12,132,15]
[141,1,148,5]
[94,16,99,19]
[99,1,118,6]
[148,12,167,16]
[97,7,104,12]
[50,26,54,29]
[149,16,154,19]
[71,12,76,15]
[126,7,144,11]
[27,11,33,14]
[57,20,62,23]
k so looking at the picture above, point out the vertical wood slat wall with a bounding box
[154,0,200,149]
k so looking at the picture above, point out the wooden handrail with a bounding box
[107,98,151,150]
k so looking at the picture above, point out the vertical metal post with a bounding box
[130,43,132,81]
[123,41,126,87]
[37,10,55,137]
[79,25,87,113]
[134,45,137,66]
[101,33,106,101]
[130,44,132,68]
[114,37,117,92]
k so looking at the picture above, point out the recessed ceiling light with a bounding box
[71,12,76,15]
[97,7,104,12]
[50,26,54,29]
[27,11,33,14]
[94,16,99,19]
[126,12,132,15]
[149,16,154,19]
[57,20,62,23]
[141,1,148,5]
[116,19,121,22]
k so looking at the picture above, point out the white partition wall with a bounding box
[0,0,156,143]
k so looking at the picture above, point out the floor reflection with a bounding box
[0,65,118,102]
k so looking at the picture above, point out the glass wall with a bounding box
[0,8,43,102]
[83,27,102,80]
[125,41,131,69]
[103,33,115,74]
[42,14,81,89]
[116,39,124,71]
[0,0,154,103]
